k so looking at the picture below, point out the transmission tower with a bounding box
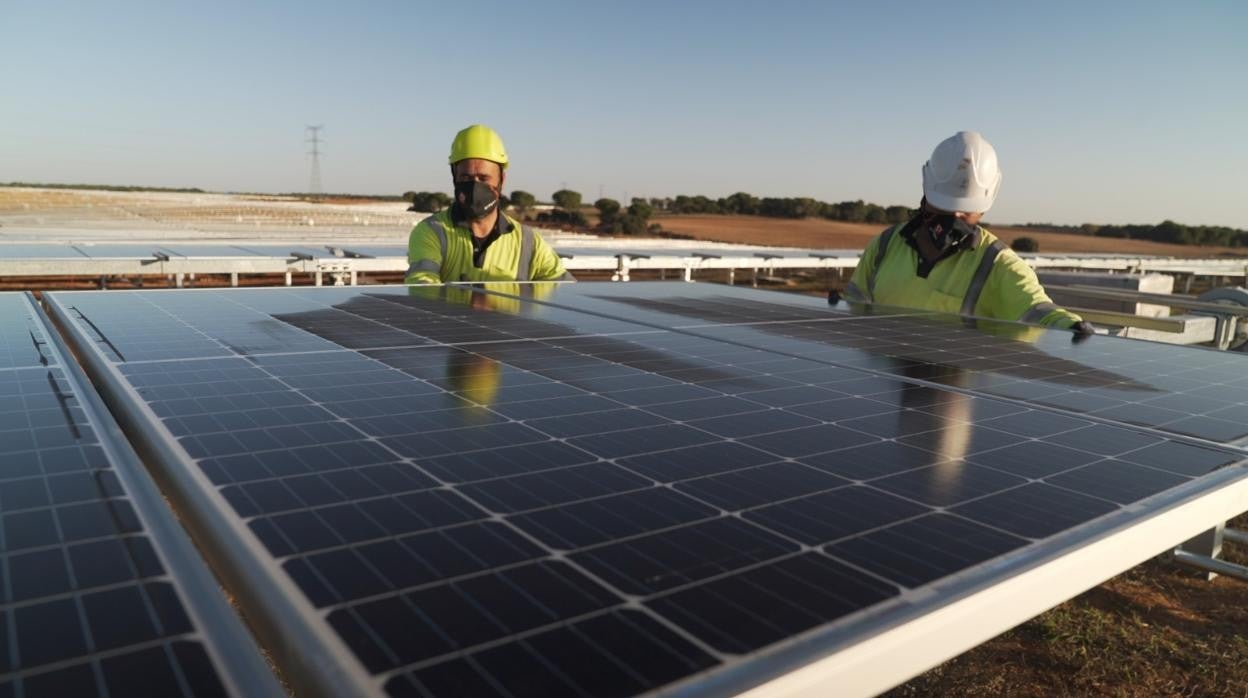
[306,125,324,199]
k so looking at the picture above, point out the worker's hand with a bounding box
[1071,320,1096,344]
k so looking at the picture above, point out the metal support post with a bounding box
[230,272,239,287]
[1178,526,1238,581]
[350,270,358,286]
[285,271,292,286]
[314,271,323,287]
[613,255,631,282]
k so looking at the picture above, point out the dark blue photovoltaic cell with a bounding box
[1,293,262,697]
[42,282,1248,697]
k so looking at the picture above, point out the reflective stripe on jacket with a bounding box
[405,210,574,284]
[846,224,1081,328]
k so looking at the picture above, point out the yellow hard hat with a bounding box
[449,124,509,169]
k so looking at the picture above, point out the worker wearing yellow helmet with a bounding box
[405,125,574,284]
[845,131,1093,336]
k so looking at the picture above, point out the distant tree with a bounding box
[406,191,451,212]
[1011,236,1040,253]
[627,197,653,221]
[552,189,582,211]
[884,205,915,224]
[1152,220,1185,244]
[721,192,759,215]
[509,190,536,215]
[863,203,887,224]
[595,198,621,227]
[620,214,649,235]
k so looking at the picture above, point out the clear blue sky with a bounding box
[3,0,1245,227]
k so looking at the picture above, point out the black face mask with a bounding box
[454,180,499,219]
[924,213,977,251]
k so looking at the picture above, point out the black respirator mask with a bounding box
[454,180,499,219]
[923,212,977,252]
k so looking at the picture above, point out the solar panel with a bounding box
[492,283,1248,448]
[0,293,279,697]
[43,282,1248,697]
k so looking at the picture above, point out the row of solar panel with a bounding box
[4,282,1242,698]
[0,294,280,698]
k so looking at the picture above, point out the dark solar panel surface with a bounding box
[505,284,1248,447]
[45,283,1248,697]
[0,294,268,697]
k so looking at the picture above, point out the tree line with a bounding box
[1017,221,1248,247]
[400,189,1248,246]
[647,193,917,225]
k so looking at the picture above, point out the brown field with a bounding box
[654,214,1247,257]
[891,518,1248,697]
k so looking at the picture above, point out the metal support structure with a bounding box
[314,271,323,287]
[285,271,292,286]
[1173,550,1248,583]
[230,272,239,287]
[1222,527,1248,546]
[1174,522,1248,583]
[350,270,358,286]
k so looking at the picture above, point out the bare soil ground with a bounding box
[889,515,1248,697]
[654,214,1248,258]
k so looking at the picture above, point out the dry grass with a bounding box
[654,214,1247,258]
[887,515,1248,697]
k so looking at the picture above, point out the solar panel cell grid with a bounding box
[1,293,276,697]
[41,283,1248,697]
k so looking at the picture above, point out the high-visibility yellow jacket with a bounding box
[405,210,574,284]
[846,223,1081,328]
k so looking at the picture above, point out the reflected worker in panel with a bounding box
[845,131,1094,337]
[405,124,575,284]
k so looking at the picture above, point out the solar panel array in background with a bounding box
[45,283,1248,697]
[0,294,275,698]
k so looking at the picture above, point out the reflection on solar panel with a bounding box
[500,283,1248,448]
[0,293,278,697]
[43,282,1248,697]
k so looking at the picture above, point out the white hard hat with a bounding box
[922,131,1002,213]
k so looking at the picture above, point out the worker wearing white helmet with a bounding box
[845,131,1093,334]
